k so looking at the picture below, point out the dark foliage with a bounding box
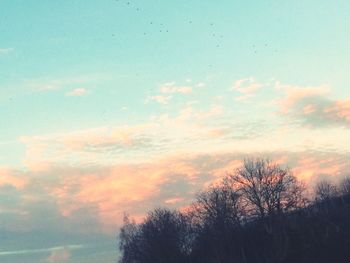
[118,158,350,263]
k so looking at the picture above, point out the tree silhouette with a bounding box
[227,158,304,218]
[118,158,350,263]
[119,208,192,263]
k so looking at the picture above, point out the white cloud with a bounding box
[147,95,172,104]
[196,82,206,88]
[65,88,88,97]
[0,48,14,56]
[160,82,192,94]
[23,74,106,92]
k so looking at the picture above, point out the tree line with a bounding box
[118,158,350,263]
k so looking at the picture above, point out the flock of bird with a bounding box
[112,0,278,62]
[112,0,224,48]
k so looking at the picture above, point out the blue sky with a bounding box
[1,1,350,262]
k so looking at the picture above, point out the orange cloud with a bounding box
[275,83,329,114]
[47,248,71,263]
[3,150,349,235]
[232,77,263,101]
[324,100,350,123]
[48,157,200,231]
[45,151,349,232]
[0,167,27,189]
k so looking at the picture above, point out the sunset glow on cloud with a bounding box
[1,1,350,262]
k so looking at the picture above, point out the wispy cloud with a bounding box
[22,74,105,93]
[65,88,88,97]
[0,48,14,56]
[0,244,83,256]
[160,82,193,94]
[232,77,263,101]
[147,82,193,105]
[147,95,172,104]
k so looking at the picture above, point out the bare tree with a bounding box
[227,158,304,219]
[118,208,192,263]
[339,177,350,196]
[119,214,140,263]
[314,180,338,202]
[193,183,243,227]
[191,183,245,263]
[118,158,350,263]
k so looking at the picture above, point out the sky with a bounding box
[1,0,350,262]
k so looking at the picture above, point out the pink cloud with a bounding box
[48,158,200,230]
[275,83,329,113]
[47,152,349,230]
[2,150,350,235]
[276,82,350,127]
[324,100,350,123]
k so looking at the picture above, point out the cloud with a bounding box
[164,197,184,205]
[0,168,27,189]
[0,245,81,257]
[2,149,350,237]
[19,99,299,172]
[147,95,172,104]
[22,74,105,92]
[160,82,193,94]
[276,82,350,127]
[34,151,350,229]
[2,76,349,244]
[0,48,14,56]
[232,77,263,101]
[65,88,88,97]
[19,125,158,170]
[146,82,193,105]
[47,247,71,263]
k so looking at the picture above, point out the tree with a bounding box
[227,158,304,219]
[119,214,140,263]
[314,180,338,202]
[118,208,192,263]
[191,183,244,262]
[339,177,350,196]
[193,183,243,227]
[118,158,350,263]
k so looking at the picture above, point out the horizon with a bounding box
[1,1,350,262]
